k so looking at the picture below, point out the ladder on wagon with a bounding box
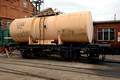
[39,16,45,45]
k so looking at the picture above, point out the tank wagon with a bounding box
[5,11,110,61]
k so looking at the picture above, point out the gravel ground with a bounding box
[0,52,120,80]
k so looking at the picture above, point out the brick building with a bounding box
[94,20,120,48]
[0,0,35,28]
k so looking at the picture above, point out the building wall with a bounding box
[40,8,55,15]
[94,22,120,48]
[0,0,35,28]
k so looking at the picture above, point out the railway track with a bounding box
[0,66,57,80]
[0,57,120,79]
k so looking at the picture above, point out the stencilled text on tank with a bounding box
[17,22,26,29]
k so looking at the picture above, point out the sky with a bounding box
[31,0,120,21]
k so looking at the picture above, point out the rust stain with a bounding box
[61,28,86,37]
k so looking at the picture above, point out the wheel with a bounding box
[21,49,35,59]
[61,51,70,61]
[72,50,80,62]
[99,54,106,61]
[61,50,80,61]
[87,50,100,62]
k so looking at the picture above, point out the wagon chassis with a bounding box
[5,43,110,61]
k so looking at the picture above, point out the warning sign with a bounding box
[118,32,120,42]
[118,32,120,37]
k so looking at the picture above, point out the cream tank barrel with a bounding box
[10,11,93,43]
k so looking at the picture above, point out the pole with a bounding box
[114,14,116,21]
[32,0,44,15]
[35,2,37,15]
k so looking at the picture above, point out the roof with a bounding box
[40,8,54,13]
[93,20,120,24]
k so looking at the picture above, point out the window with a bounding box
[98,28,115,41]
[23,0,27,8]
